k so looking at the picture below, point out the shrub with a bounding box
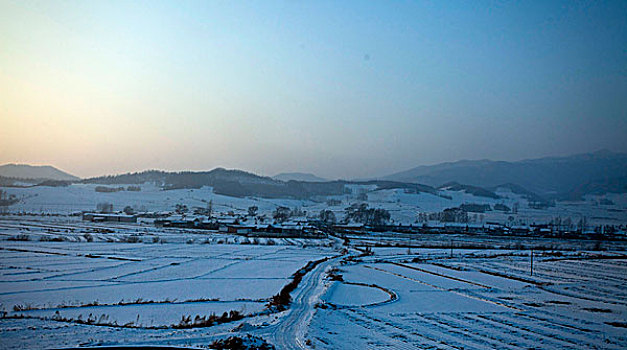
[8,234,30,241]
[39,236,65,242]
[121,235,141,243]
[95,186,124,193]
[173,310,244,329]
[209,335,275,350]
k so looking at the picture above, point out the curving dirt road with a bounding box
[256,256,341,349]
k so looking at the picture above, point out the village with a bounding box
[79,201,627,243]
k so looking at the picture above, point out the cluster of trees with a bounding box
[319,209,336,225]
[440,208,469,223]
[344,203,390,226]
[93,203,140,215]
[415,211,486,224]
[95,186,125,193]
[415,208,469,223]
[96,202,114,213]
[247,205,258,216]
[459,203,491,213]
[0,189,18,207]
[175,203,189,214]
[272,206,307,223]
[272,206,291,223]
[95,185,141,193]
[549,216,594,232]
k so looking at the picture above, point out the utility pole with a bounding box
[450,239,453,258]
[530,249,534,276]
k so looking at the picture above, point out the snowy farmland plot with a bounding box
[0,217,337,349]
[0,182,626,349]
[309,246,627,349]
[1,219,626,349]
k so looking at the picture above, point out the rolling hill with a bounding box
[0,164,79,181]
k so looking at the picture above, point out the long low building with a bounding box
[82,213,137,223]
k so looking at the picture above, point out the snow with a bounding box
[1,183,312,216]
[305,246,627,349]
[323,282,391,307]
[1,195,626,349]
[16,300,266,328]
[0,218,338,343]
[207,259,313,279]
[3,182,625,227]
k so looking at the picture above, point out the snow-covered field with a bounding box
[0,217,337,348]
[308,247,627,349]
[1,198,626,349]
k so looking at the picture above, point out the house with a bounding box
[155,215,207,228]
[219,224,254,234]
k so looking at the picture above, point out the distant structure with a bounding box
[82,213,137,223]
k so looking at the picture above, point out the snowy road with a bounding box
[256,256,342,350]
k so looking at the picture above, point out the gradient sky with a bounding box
[1,0,626,179]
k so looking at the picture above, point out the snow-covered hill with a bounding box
[2,182,625,226]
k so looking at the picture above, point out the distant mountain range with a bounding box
[381,150,627,199]
[273,172,328,182]
[81,169,439,199]
[2,150,626,201]
[0,164,79,181]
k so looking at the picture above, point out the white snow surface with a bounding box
[1,215,626,349]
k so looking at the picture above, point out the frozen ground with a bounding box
[308,247,627,349]
[1,217,626,349]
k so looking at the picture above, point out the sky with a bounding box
[1,0,626,179]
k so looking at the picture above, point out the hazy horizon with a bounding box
[2,1,626,179]
[1,147,623,181]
